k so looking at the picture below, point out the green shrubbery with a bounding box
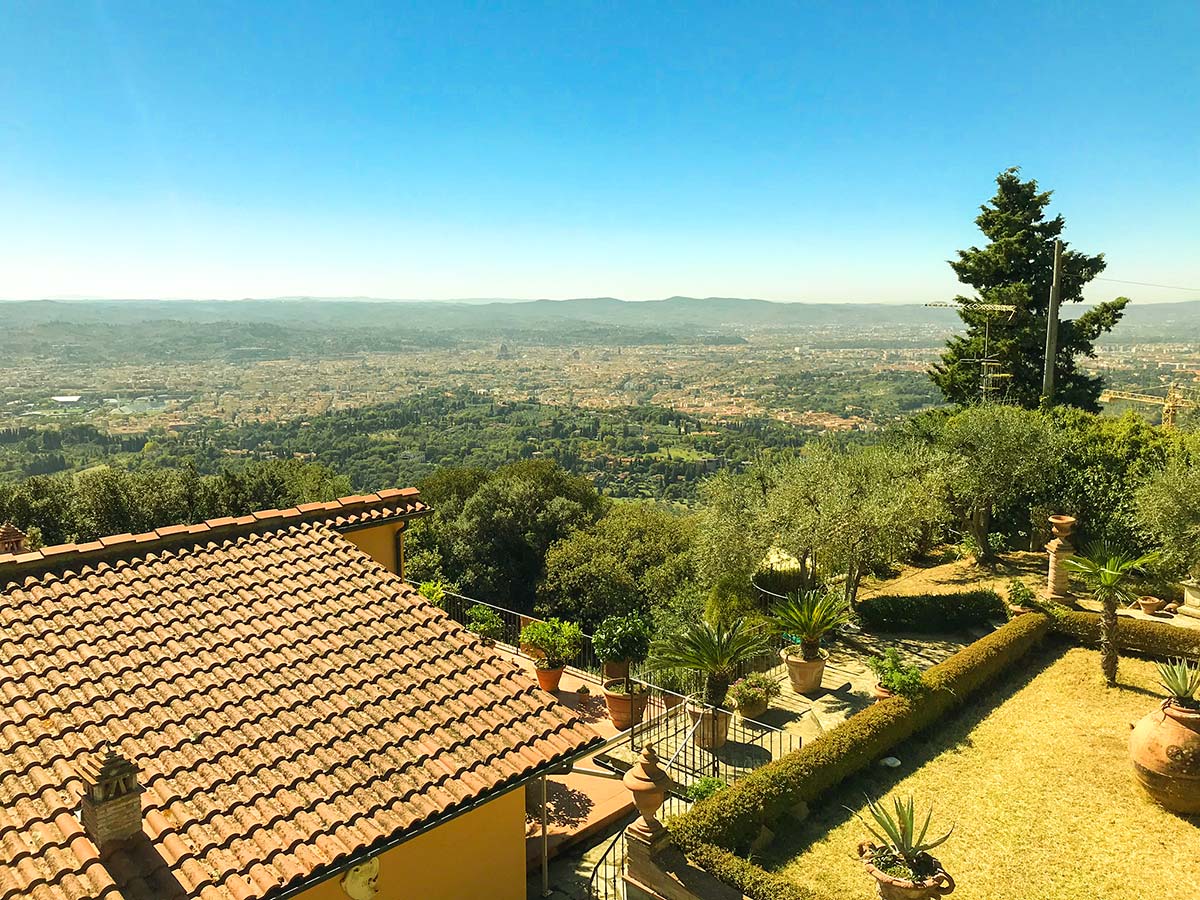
[668,614,1051,897]
[1050,608,1200,659]
[857,589,1008,632]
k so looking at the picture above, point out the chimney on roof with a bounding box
[80,749,144,847]
[0,522,27,555]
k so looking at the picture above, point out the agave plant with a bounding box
[1157,657,1200,708]
[772,590,852,661]
[645,618,769,708]
[854,795,954,878]
[1065,543,1159,685]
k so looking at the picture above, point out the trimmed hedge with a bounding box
[669,613,1051,898]
[1051,609,1200,659]
[857,589,1008,632]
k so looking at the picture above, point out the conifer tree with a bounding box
[931,168,1129,409]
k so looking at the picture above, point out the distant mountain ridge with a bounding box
[3,295,1197,340]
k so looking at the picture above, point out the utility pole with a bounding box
[1041,239,1063,404]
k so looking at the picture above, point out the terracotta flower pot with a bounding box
[603,679,649,730]
[737,698,768,720]
[686,703,732,750]
[857,844,955,900]
[662,692,686,711]
[872,682,895,703]
[602,659,631,682]
[781,647,826,695]
[1137,596,1164,614]
[536,666,565,692]
[1130,701,1200,813]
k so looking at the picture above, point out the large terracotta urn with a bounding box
[781,647,826,695]
[858,843,955,900]
[687,703,732,750]
[603,679,649,730]
[1130,701,1200,813]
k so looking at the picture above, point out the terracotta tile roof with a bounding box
[0,523,602,900]
[0,488,429,577]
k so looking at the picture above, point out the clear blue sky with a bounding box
[2,1,1197,302]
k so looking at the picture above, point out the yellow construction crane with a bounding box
[1100,383,1199,429]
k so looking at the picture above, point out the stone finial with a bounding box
[623,747,671,838]
[80,749,144,847]
[0,522,27,555]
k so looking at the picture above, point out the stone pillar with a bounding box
[1044,515,1077,602]
[621,748,745,900]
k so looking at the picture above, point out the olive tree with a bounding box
[1135,461,1200,583]
[936,404,1057,561]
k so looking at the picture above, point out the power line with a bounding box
[1093,277,1200,292]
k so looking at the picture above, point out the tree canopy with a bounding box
[931,168,1129,409]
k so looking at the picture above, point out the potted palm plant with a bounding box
[772,590,851,695]
[594,614,653,729]
[646,619,768,750]
[1130,656,1200,813]
[519,618,584,692]
[854,795,956,900]
[1065,543,1159,685]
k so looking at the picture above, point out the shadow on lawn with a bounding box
[762,640,1068,865]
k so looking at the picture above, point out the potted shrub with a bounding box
[646,619,768,750]
[466,605,505,647]
[519,618,584,692]
[728,672,781,720]
[772,590,851,695]
[418,579,448,608]
[1130,656,1200,813]
[854,795,956,900]
[593,614,652,682]
[867,648,924,702]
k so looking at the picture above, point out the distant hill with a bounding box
[2,296,1196,345]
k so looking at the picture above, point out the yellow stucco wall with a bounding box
[341,522,402,574]
[302,788,527,900]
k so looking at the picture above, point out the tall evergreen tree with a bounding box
[931,168,1129,409]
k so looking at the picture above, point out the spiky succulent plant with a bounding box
[853,794,954,878]
[1156,657,1200,707]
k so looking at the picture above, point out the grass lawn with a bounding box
[764,644,1199,900]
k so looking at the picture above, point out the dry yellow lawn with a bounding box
[766,645,1199,900]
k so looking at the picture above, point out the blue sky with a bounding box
[2,1,1197,302]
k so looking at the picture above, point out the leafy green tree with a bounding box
[1135,461,1200,583]
[935,405,1057,561]
[1066,544,1158,684]
[452,460,605,609]
[931,168,1129,409]
[537,504,696,627]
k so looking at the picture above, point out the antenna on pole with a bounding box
[1041,239,1063,405]
[926,300,1017,402]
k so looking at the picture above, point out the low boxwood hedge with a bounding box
[856,588,1008,632]
[669,613,1051,897]
[1050,608,1200,659]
